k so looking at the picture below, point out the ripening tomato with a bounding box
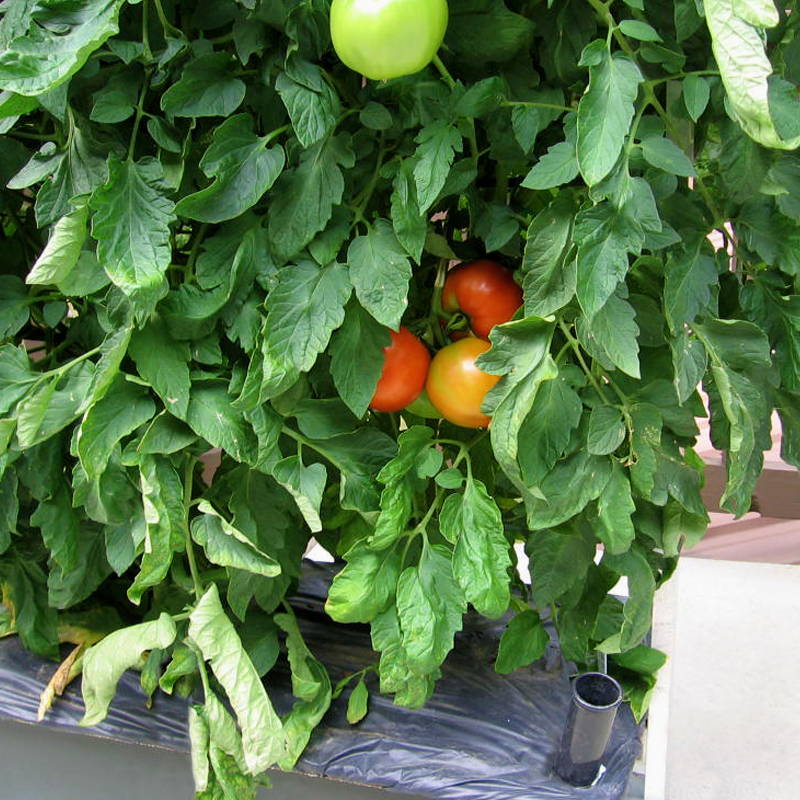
[442,259,523,339]
[425,338,500,428]
[329,0,449,82]
[370,326,431,412]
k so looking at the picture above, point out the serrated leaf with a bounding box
[192,501,280,577]
[596,462,636,554]
[574,202,643,318]
[521,139,579,190]
[81,613,176,726]
[587,404,626,455]
[664,243,717,332]
[495,609,549,674]
[0,0,126,96]
[391,159,427,263]
[276,58,339,148]
[396,544,466,674]
[445,477,511,619]
[347,220,412,331]
[577,44,643,185]
[527,524,597,608]
[641,136,697,177]
[272,456,326,533]
[412,122,463,213]
[161,53,246,118]
[176,115,285,223]
[27,198,88,285]
[78,375,155,479]
[0,275,29,338]
[90,157,175,312]
[521,194,576,316]
[325,543,402,623]
[264,260,351,372]
[189,584,285,773]
[577,293,641,378]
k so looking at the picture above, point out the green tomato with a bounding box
[330,0,449,82]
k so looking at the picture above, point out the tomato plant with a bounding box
[1,0,799,796]
[370,326,430,411]
[442,259,523,339]
[330,0,449,81]
[426,338,499,428]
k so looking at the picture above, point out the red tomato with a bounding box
[442,259,523,339]
[370,326,430,412]
[425,338,500,428]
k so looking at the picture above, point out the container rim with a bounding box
[572,672,623,712]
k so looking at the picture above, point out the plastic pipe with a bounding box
[554,671,623,786]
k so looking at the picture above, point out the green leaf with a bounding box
[160,645,198,695]
[370,606,435,709]
[587,404,626,455]
[640,136,697,177]
[596,462,636,554]
[329,301,389,418]
[0,275,29,338]
[453,76,507,118]
[574,202,644,319]
[663,500,709,556]
[272,456,326,533]
[273,610,331,769]
[47,523,111,609]
[138,412,197,455]
[127,454,185,604]
[521,140,579,190]
[293,399,359,440]
[479,318,556,493]
[396,544,466,674]
[577,43,643,186]
[526,451,612,529]
[391,159,427,263]
[80,613,177,726]
[446,0,534,63]
[90,157,176,313]
[264,260,351,372]
[412,122,463,213]
[346,678,369,724]
[602,549,655,651]
[2,558,59,658]
[16,362,95,449]
[435,468,463,489]
[276,58,339,148]
[577,293,641,378]
[618,19,662,41]
[26,198,88,285]
[185,383,258,465]
[347,220,412,331]
[495,609,549,674]
[671,331,708,403]
[0,0,127,96]
[518,368,583,485]
[445,477,511,619]
[268,135,354,264]
[176,115,285,224]
[359,102,392,130]
[0,345,38,415]
[683,75,711,122]
[161,53,246,118]
[370,479,413,550]
[768,76,800,142]
[705,0,800,149]
[325,542,402,623]
[664,243,717,332]
[78,375,155,479]
[189,584,285,773]
[192,501,281,577]
[527,523,597,608]
[521,194,577,317]
[129,316,191,419]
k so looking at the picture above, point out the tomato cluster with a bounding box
[369,260,522,428]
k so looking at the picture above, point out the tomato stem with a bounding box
[557,319,612,404]
[183,456,204,601]
[431,54,456,89]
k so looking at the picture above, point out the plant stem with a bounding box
[141,0,153,62]
[184,222,208,282]
[127,70,152,162]
[557,319,612,403]
[431,54,456,89]
[183,457,203,601]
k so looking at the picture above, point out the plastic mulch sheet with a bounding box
[0,560,640,799]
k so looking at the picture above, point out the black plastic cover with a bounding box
[0,560,640,799]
